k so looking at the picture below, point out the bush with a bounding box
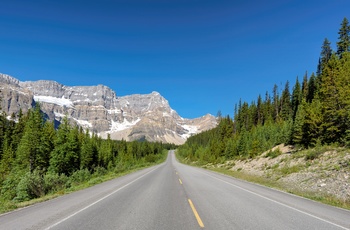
[44,172,68,193]
[266,149,282,158]
[144,154,157,163]
[93,167,107,177]
[279,165,302,175]
[305,149,323,160]
[15,170,45,202]
[1,174,20,201]
[68,169,91,186]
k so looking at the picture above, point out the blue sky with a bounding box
[1,0,350,118]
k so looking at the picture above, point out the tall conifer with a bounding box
[337,17,350,56]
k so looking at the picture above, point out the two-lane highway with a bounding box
[1,151,349,229]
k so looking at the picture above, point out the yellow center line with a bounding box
[188,199,205,228]
[178,179,183,184]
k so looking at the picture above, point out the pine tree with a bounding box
[11,109,27,151]
[291,100,305,145]
[98,134,114,168]
[80,130,96,170]
[0,133,15,182]
[263,91,273,124]
[337,17,350,56]
[256,94,263,125]
[15,105,44,172]
[307,73,317,103]
[37,121,56,172]
[64,126,80,174]
[272,84,279,121]
[280,81,292,120]
[291,77,302,120]
[302,98,323,147]
[301,72,309,100]
[317,38,332,76]
[49,116,71,175]
[318,53,349,143]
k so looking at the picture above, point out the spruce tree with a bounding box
[272,84,279,121]
[301,72,309,100]
[318,53,349,143]
[307,73,317,103]
[0,133,14,182]
[80,130,96,170]
[37,121,56,172]
[318,38,332,76]
[291,77,302,121]
[15,105,44,172]
[337,17,350,56]
[98,134,114,168]
[256,94,263,125]
[49,117,71,175]
[302,98,323,147]
[65,126,80,174]
[280,81,292,120]
[291,101,305,145]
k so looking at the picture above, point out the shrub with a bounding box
[1,174,19,201]
[15,170,45,202]
[266,149,282,158]
[305,149,322,160]
[93,167,107,177]
[145,154,157,163]
[68,169,91,186]
[44,172,68,193]
[279,165,301,176]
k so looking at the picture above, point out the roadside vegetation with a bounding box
[0,103,174,214]
[177,18,350,209]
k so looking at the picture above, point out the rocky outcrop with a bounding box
[0,74,34,116]
[0,73,218,144]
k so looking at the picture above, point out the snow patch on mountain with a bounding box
[109,118,141,132]
[75,119,93,128]
[181,124,199,139]
[34,95,73,108]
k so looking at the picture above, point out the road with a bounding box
[1,150,349,230]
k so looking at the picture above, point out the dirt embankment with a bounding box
[226,144,350,202]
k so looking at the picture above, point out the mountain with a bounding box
[0,73,217,144]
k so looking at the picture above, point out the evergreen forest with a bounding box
[178,18,350,164]
[0,103,174,209]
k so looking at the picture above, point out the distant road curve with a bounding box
[1,150,349,230]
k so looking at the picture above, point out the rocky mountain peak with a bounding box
[0,73,20,86]
[0,73,218,144]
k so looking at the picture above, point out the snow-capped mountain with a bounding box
[0,73,217,144]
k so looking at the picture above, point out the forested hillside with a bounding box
[0,103,174,209]
[178,18,350,163]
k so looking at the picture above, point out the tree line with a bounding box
[178,17,350,163]
[0,103,174,203]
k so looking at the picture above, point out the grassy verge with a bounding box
[176,152,350,210]
[0,150,168,215]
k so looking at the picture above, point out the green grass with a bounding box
[278,164,303,176]
[265,149,282,159]
[0,150,168,214]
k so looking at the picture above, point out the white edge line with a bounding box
[44,166,160,230]
[199,170,350,230]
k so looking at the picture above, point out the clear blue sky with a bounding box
[1,0,349,118]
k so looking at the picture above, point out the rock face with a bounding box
[0,73,217,144]
[0,74,34,117]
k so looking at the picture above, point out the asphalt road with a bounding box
[1,150,349,230]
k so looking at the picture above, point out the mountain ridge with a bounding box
[0,73,217,144]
